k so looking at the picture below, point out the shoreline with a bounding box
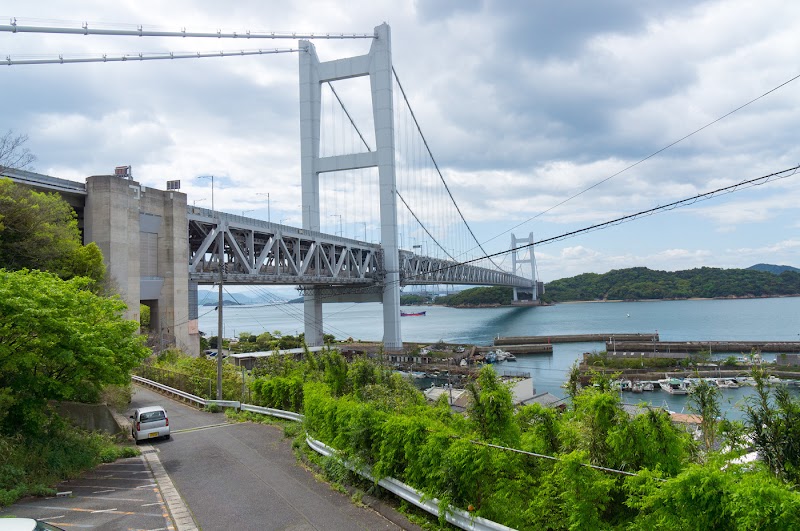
[418,293,800,308]
[558,293,800,304]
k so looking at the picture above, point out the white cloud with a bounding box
[4,0,800,275]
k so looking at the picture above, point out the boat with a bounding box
[641,381,655,392]
[658,378,689,395]
[493,349,513,362]
[400,311,426,317]
[716,379,739,389]
[631,381,644,393]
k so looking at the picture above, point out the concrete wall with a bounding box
[85,175,197,355]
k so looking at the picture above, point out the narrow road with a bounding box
[131,386,415,530]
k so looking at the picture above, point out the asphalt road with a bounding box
[131,386,413,530]
[0,454,173,530]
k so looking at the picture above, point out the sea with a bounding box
[198,296,800,419]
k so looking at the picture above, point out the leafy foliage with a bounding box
[0,178,105,286]
[243,348,797,529]
[0,269,148,435]
[743,368,800,485]
[541,266,800,302]
[688,378,721,452]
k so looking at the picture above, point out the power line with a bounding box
[304,163,800,298]
[428,164,800,273]
[476,70,800,251]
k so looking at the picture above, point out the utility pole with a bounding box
[217,227,224,400]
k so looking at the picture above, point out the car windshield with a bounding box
[140,411,165,422]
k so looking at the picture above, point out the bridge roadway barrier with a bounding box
[132,375,513,531]
[495,333,658,346]
[605,341,800,354]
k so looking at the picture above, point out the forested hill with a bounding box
[748,263,800,274]
[541,266,800,303]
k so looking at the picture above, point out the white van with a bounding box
[130,405,170,443]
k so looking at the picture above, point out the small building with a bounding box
[229,346,327,370]
[519,392,567,411]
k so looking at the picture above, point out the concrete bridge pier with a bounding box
[84,174,197,354]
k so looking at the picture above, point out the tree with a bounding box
[465,366,519,443]
[0,130,36,171]
[744,368,800,484]
[0,269,149,435]
[688,377,721,452]
[0,178,105,286]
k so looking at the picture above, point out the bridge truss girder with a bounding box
[188,208,383,286]
[187,208,531,291]
[399,251,531,288]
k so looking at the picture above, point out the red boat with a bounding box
[400,311,426,317]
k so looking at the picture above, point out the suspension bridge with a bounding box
[2,21,537,352]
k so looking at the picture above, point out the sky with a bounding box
[3,0,800,284]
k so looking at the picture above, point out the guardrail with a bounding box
[132,375,513,531]
[240,403,305,422]
[132,375,206,407]
[305,436,514,531]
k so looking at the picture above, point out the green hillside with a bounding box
[435,286,513,307]
[541,266,800,303]
[748,263,800,275]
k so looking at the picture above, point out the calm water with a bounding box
[199,297,800,417]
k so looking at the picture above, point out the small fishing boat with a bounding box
[400,311,427,317]
[658,378,689,395]
[716,379,740,389]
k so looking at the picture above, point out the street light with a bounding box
[257,192,270,222]
[197,175,215,212]
[198,174,223,399]
[412,244,421,255]
[329,214,343,236]
[242,209,255,217]
[193,198,206,206]
[361,221,367,241]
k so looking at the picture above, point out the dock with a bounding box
[477,344,553,355]
[495,333,658,346]
[606,340,800,354]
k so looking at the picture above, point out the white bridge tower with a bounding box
[298,23,402,351]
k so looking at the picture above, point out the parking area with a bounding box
[0,452,174,530]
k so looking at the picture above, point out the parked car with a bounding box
[0,518,64,530]
[130,405,170,443]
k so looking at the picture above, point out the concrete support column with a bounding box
[299,39,324,347]
[370,24,402,352]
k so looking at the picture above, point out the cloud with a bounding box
[4,0,800,276]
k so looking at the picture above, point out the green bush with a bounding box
[0,414,138,507]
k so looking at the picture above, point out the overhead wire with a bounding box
[474,71,800,252]
[285,162,800,307]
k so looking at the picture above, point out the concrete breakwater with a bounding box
[495,333,659,346]
[606,340,800,354]
[476,344,553,355]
